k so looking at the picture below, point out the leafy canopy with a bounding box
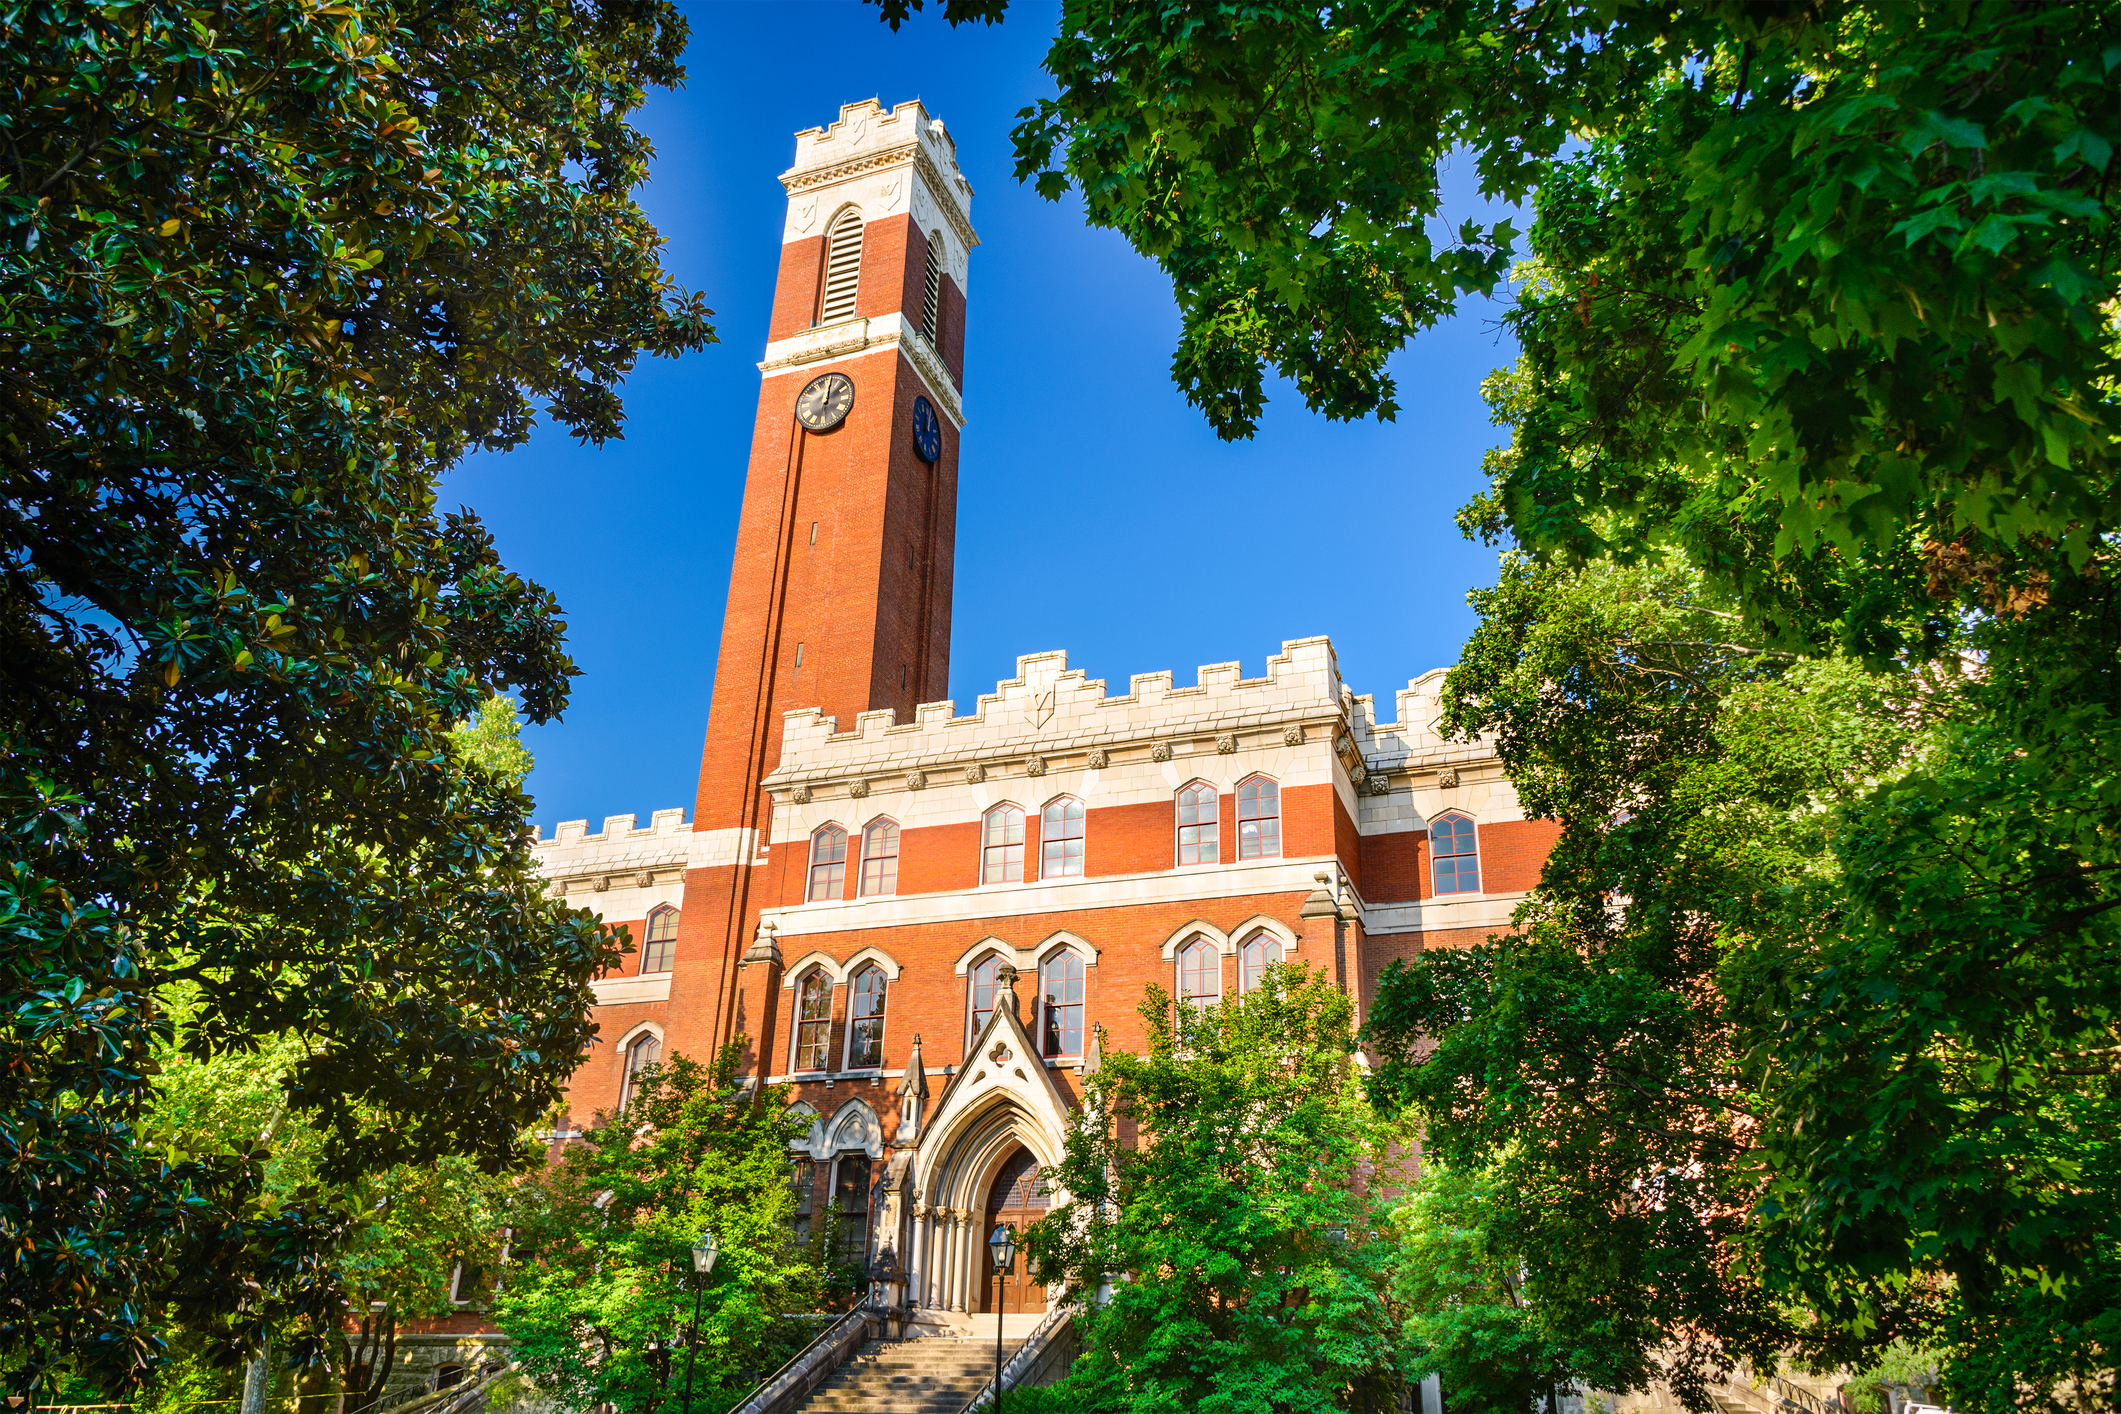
[1,0,710,1390]
[495,1047,830,1414]
[1026,967,1409,1414]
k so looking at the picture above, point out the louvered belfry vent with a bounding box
[921,230,942,335]
[819,207,864,324]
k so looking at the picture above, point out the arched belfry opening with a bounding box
[981,1147,1047,1314]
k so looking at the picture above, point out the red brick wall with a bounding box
[899,820,980,895]
[768,235,825,340]
[599,914,648,976]
[1479,818,1559,893]
[1085,800,1175,876]
[1360,832,1426,904]
[1281,782,1337,862]
[937,274,966,385]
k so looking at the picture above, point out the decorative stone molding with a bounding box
[634,870,654,888]
[1023,755,1047,777]
[849,779,871,799]
[791,784,812,804]
[1086,749,1109,770]
[1149,743,1172,763]
[1215,734,1238,755]
[963,764,985,785]
[1365,772,1393,796]
[592,875,610,892]
[1438,767,1461,788]
[1284,724,1306,746]
[906,770,927,790]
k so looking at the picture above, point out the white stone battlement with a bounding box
[532,807,690,847]
[768,638,1353,787]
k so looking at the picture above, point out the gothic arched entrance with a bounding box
[980,1147,1047,1314]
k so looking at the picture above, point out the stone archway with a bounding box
[979,1147,1047,1314]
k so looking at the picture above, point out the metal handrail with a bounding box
[957,1304,1074,1414]
[1763,1372,1837,1414]
[726,1306,874,1414]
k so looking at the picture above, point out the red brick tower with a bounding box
[663,99,976,1071]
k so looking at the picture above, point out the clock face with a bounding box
[794,372,855,431]
[911,396,941,463]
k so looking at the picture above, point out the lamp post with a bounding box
[986,1223,1016,1414]
[681,1229,718,1414]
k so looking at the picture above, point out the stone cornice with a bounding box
[779,143,979,256]
[757,314,966,428]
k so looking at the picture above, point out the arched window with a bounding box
[921,230,943,335]
[1431,812,1481,894]
[1041,797,1085,879]
[1177,782,1219,864]
[640,905,678,974]
[846,964,887,1068]
[819,207,863,324]
[968,953,1002,1041]
[808,824,848,902]
[860,818,900,897]
[982,804,1025,883]
[1040,950,1085,1058]
[620,1030,660,1109]
[1177,937,1220,1011]
[1239,932,1283,993]
[831,1153,872,1264]
[1237,776,1281,859]
[793,970,832,1072]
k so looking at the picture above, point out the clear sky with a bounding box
[442,1,1523,834]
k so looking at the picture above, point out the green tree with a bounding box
[1026,966,1406,1414]
[2,0,708,1390]
[1380,1163,1576,1414]
[493,1046,827,1414]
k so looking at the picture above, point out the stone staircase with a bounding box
[791,1337,1025,1414]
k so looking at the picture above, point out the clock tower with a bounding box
[667,98,977,1065]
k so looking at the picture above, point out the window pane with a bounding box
[796,973,831,1070]
[859,820,899,896]
[809,826,848,901]
[1178,940,1219,1008]
[1041,952,1085,1057]
[970,957,997,1039]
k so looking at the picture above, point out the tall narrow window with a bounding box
[982,804,1024,883]
[968,954,1001,1041]
[808,824,848,902]
[859,818,899,897]
[1177,783,1219,865]
[846,964,887,1068]
[921,230,943,335]
[793,971,832,1072]
[1240,932,1283,993]
[640,905,678,974]
[1431,812,1481,894]
[1177,938,1220,1011]
[790,1157,818,1245]
[1041,951,1085,1058]
[820,207,863,323]
[1040,797,1085,879]
[832,1154,872,1264]
[1237,776,1281,859]
[620,1031,660,1109]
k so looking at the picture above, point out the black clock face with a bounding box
[795,372,854,431]
[911,395,941,463]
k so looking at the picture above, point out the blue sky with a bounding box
[442,1,1523,833]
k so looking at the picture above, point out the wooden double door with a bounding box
[979,1147,1047,1314]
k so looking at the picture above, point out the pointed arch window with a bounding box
[1177,782,1219,865]
[982,804,1024,883]
[1040,797,1085,879]
[968,953,1001,1042]
[921,230,943,336]
[808,824,848,902]
[1239,932,1283,993]
[1040,950,1085,1058]
[793,970,832,1072]
[640,905,678,974]
[846,964,887,1069]
[860,818,899,897]
[1237,776,1281,859]
[820,207,864,324]
[1431,812,1481,895]
[1177,937,1220,1012]
[620,1030,660,1110]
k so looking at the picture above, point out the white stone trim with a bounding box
[612,1019,663,1053]
[1029,930,1099,968]
[840,944,903,981]
[1363,890,1529,937]
[1228,914,1299,950]
[766,855,1326,939]
[592,973,672,1006]
[758,314,966,429]
[782,951,846,989]
[951,936,1020,976]
[1160,918,1234,959]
